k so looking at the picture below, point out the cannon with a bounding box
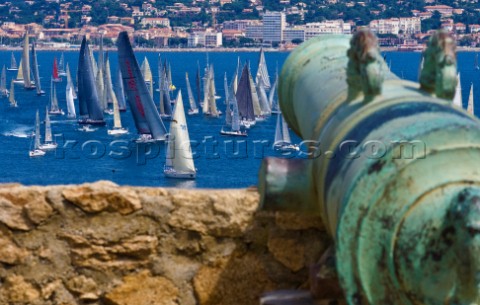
[259,29,480,305]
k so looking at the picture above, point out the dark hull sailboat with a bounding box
[77,37,106,126]
[236,64,256,128]
[117,31,167,142]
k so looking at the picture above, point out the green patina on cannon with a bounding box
[259,29,480,304]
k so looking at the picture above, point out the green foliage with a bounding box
[421,10,442,32]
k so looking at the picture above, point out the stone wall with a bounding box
[0,181,331,305]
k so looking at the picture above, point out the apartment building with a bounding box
[262,11,286,43]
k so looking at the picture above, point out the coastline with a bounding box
[0,45,478,52]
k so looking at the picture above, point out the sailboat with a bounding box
[467,83,475,116]
[13,58,24,84]
[29,110,46,157]
[58,53,67,76]
[9,80,17,107]
[49,79,64,115]
[39,108,57,150]
[274,113,299,152]
[452,73,462,108]
[7,53,18,71]
[248,65,264,121]
[114,68,127,112]
[186,72,199,115]
[102,52,117,115]
[21,32,35,90]
[255,48,271,90]
[117,31,167,142]
[159,65,172,119]
[108,73,128,135]
[66,82,76,118]
[52,57,62,82]
[220,75,247,137]
[77,36,106,126]
[475,53,479,70]
[257,77,271,116]
[269,71,280,114]
[164,91,196,179]
[31,43,45,95]
[65,63,77,99]
[202,65,220,117]
[236,64,256,128]
[0,65,8,97]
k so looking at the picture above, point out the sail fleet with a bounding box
[4,30,299,179]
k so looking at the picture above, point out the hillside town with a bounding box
[1,0,480,50]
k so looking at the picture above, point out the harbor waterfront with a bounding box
[0,49,479,188]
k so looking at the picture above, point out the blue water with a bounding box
[0,50,477,188]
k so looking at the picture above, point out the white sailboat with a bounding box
[274,113,299,152]
[7,52,18,71]
[164,91,196,179]
[58,53,67,76]
[39,108,57,150]
[141,57,154,98]
[13,58,24,84]
[452,73,462,108]
[108,85,128,135]
[186,72,199,115]
[103,53,117,115]
[9,80,17,107]
[221,75,247,137]
[49,79,64,115]
[467,83,475,116]
[255,48,271,90]
[66,63,77,99]
[29,110,46,157]
[269,71,280,114]
[21,32,35,90]
[0,65,9,97]
[66,82,76,118]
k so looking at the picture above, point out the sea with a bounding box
[0,50,478,188]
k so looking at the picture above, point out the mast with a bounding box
[165,90,195,173]
[22,31,33,89]
[117,31,167,140]
[31,43,43,95]
[186,72,198,112]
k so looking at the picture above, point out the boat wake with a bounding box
[2,125,32,138]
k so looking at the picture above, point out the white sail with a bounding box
[165,91,196,176]
[453,73,462,108]
[66,63,77,99]
[255,48,271,89]
[202,67,210,114]
[66,83,76,118]
[112,89,122,129]
[9,53,17,70]
[208,67,219,117]
[0,65,7,96]
[44,108,53,143]
[281,115,291,144]
[274,114,283,145]
[104,55,118,108]
[269,72,280,113]
[257,78,271,115]
[248,69,262,116]
[468,83,475,115]
[9,80,16,107]
[95,67,106,110]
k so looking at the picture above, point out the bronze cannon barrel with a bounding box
[260,31,480,304]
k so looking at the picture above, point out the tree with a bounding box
[291,38,303,44]
[421,11,442,32]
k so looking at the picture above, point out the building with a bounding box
[262,11,286,43]
[222,20,259,31]
[140,17,170,28]
[188,30,222,47]
[283,26,305,43]
[424,5,454,17]
[246,24,263,41]
[369,17,421,35]
[304,20,351,40]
